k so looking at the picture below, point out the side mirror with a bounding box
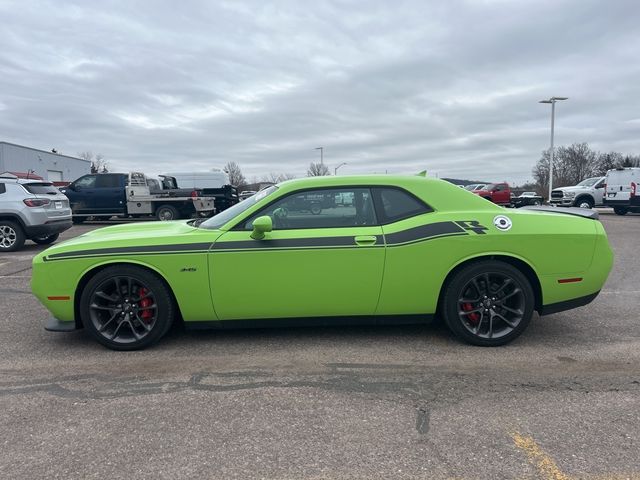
[250,215,272,240]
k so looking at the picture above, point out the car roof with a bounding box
[276,174,440,189]
[0,176,51,185]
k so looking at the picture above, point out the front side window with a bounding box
[242,188,376,230]
[73,175,96,188]
[374,187,431,223]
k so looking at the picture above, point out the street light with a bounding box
[334,162,347,175]
[315,146,324,165]
[539,96,568,202]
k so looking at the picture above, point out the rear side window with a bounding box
[0,183,6,194]
[96,174,122,188]
[22,183,59,195]
[373,188,432,223]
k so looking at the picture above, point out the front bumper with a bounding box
[44,317,79,332]
[550,198,574,207]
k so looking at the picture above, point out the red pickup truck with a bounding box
[472,182,512,205]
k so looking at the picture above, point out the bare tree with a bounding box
[223,162,246,186]
[307,162,330,177]
[261,172,296,183]
[79,151,108,173]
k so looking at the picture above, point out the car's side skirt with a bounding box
[184,314,435,330]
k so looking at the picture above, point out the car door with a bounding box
[62,174,97,213]
[209,187,385,320]
[93,174,126,213]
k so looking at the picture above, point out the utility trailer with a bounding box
[60,172,215,222]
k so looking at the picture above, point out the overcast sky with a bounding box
[1,0,639,184]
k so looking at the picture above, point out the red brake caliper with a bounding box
[462,302,480,324]
[138,287,153,323]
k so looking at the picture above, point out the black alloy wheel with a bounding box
[442,260,534,346]
[80,265,174,350]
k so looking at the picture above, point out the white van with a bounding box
[164,171,230,189]
[603,167,640,215]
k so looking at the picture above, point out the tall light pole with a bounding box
[539,96,568,202]
[334,162,347,175]
[315,147,324,165]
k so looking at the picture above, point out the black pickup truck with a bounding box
[60,172,215,222]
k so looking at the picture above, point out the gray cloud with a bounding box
[1,0,639,184]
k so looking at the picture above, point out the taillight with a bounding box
[191,190,200,198]
[23,198,50,207]
[632,182,637,197]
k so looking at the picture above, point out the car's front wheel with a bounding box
[0,221,26,252]
[80,265,175,350]
[442,260,535,346]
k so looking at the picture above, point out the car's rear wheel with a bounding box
[0,221,25,252]
[80,265,175,350]
[156,205,180,221]
[614,206,628,216]
[32,233,59,245]
[442,260,534,346]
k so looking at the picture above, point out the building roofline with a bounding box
[0,141,92,163]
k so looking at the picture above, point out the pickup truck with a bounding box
[549,177,605,209]
[60,172,215,222]
[472,182,512,206]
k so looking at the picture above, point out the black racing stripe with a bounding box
[212,235,385,251]
[45,242,212,260]
[385,232,468,247]
[384,221,466,245]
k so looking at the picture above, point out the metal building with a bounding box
[0,141,91,182]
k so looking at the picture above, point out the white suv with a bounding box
[0,173,72,252]
[604,167,640,215]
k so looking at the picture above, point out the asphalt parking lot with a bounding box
[0,212,639,479]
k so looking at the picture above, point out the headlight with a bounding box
[564,192,575,198]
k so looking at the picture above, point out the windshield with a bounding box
[200,186,278,229]
[577,177,600,187]
[22,183,60,195]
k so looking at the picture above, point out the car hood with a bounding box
[35,221,223,260]
[553,185,591,192]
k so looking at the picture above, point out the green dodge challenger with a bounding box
[32,175,613,350]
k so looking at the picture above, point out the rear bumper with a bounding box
[44,317,78,332]
[24,219,72,238]
[539,291,600,316]
[604,198,640,207]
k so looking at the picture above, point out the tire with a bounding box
[442,260,535,347]
[574,197,594,209]
[32,233,59,245]
[0,220,26,252]
[310,203,322,215]
[532,200,542,206]
[72,216,86,224]
[156,205,180,221]
[80,265,175,350]
[614,206,628,216]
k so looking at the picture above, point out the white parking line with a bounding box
[600,290,640,294]
[0,275,32,278]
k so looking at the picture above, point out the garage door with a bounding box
[47,170,63,182]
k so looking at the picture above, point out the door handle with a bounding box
[354,235,377,246]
